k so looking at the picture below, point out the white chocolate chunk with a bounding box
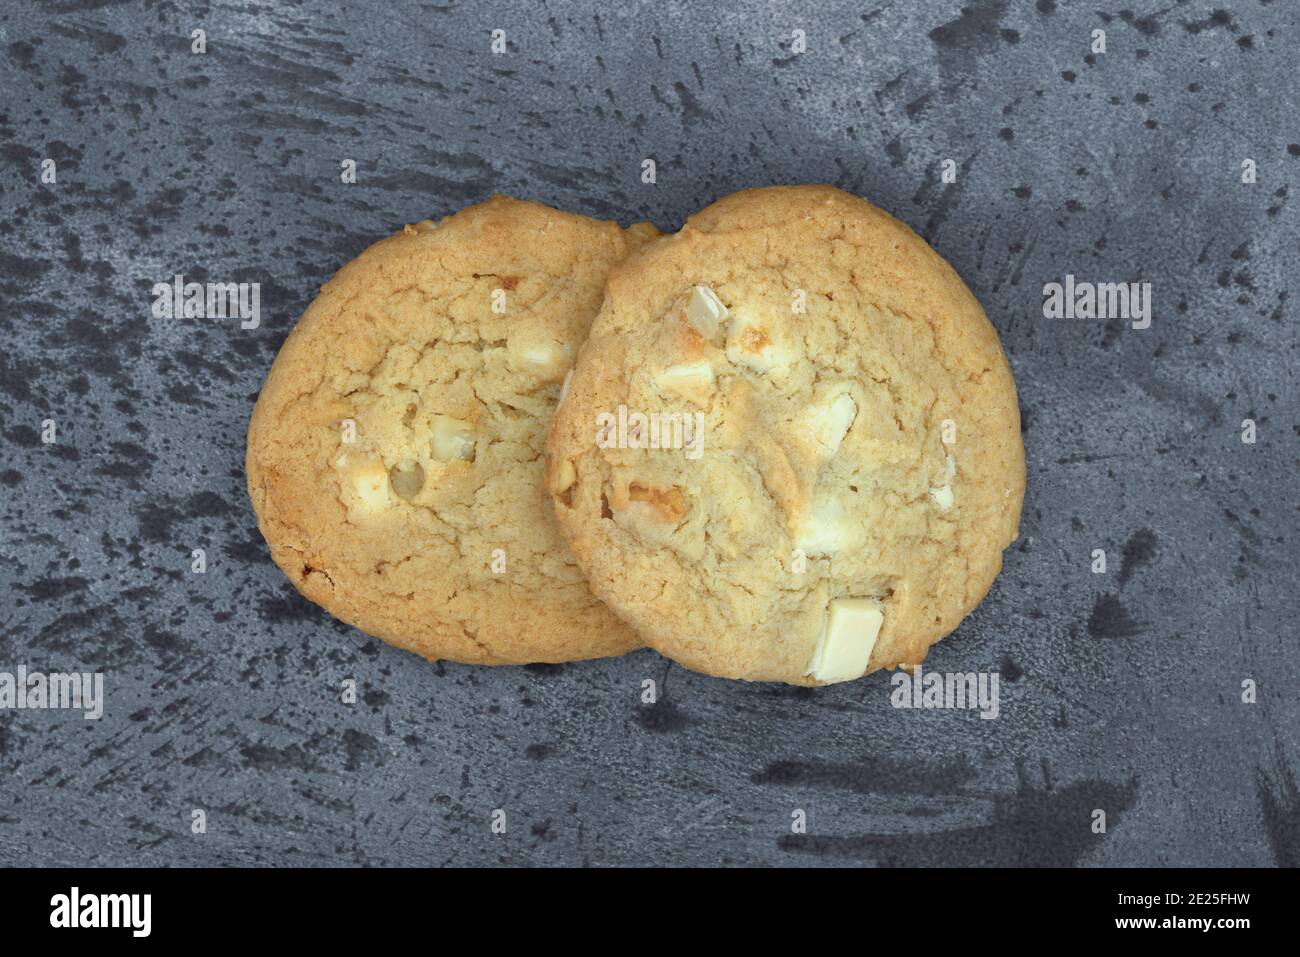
[685,285,727,336]
[725,308,794,373]
[805,598,884,683]
[928,454,956,510]
[929,484,954,510]
[807,392,858,457]
[794,494,853,556]
[657,360,715,404]
[507,336,568,379]
[551,458,576,494]
[351,460,392,512]
[431,415,476,461]
[523,344,559,366]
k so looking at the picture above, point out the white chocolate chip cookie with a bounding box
[247,196,656,664]
[545,185,1025,684]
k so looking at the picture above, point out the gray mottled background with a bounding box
[0,0,1296,867]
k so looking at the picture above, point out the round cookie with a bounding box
[247,195,656,664]
[545,185,1025,684]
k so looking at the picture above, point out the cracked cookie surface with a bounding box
[545,185,1025,684]
[247,195,653,664]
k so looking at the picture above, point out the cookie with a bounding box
[545,185,1025,684]
[247,195,656,664]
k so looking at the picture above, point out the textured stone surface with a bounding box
[0,1,1296,867]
